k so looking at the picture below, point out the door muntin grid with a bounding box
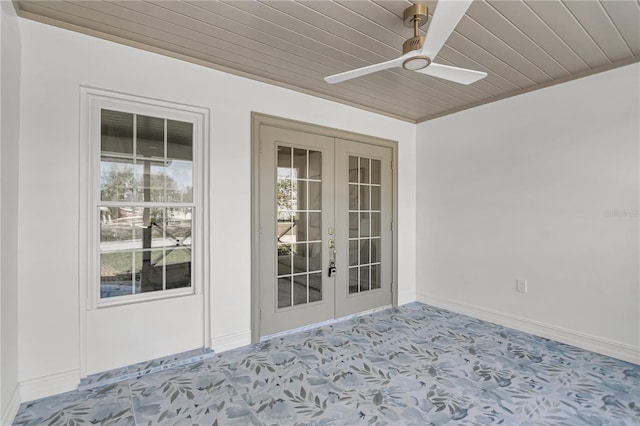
[348,155,382,294]
[276,146,323,309]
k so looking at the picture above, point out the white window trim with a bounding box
[79,87,210,310]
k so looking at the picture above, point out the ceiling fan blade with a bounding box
[421,0,473,60]
[325,55,407,84]
[417,63,487,85]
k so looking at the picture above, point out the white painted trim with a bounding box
[211,330,252,353]
[20,369,80,403]
[417,292,640,365]
[1,383,21,426]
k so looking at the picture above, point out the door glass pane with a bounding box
[293,243,307,274]
[277,244,292,276]
[308,242,322,272]
[349,267,358,294]
[308,212,321,241]
[359,157,370,184]
[293,275,308,306]
[278,276,292,308]
[370,159,381,185]
[309,151,321,180]
[348,155,383,294]
[308,182,321,210]
[360,265,370,291]
[293,148,307,179]
[276,146,322,309]
[371,264,381,290]
[309,273,322,303]
[349,156,358,183]
[349,184,358,210]
[371,186,380,211]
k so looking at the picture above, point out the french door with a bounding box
[258,125,393,337]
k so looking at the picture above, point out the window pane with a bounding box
[167,120,192,161]
[100,251,133,298]
[100,206,135,251]
[165,248,191,290]
[136,162,164,202]
[166,160,193,203]
[100,160,139,202]
[165,208,192,248]
[135,249,164,294]
[137,115,164,158]
[101,110,133,154]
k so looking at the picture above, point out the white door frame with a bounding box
[250,113,398,343]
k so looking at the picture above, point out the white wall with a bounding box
[17,19,416,398]
[416,63,640,363]
[0,1,22,423]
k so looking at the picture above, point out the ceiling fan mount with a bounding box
[324,0,487,86]
[402,4,431,70]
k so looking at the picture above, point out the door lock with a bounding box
[328,260,337,278]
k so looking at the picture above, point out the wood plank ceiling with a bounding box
[14,0,640,123]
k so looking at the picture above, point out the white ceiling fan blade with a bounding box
[325,54,407,84]
[417,63,487,85]
[422,0,473,60]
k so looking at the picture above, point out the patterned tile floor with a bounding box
[13,302,640,425]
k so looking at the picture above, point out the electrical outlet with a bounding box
[516,280,528,294]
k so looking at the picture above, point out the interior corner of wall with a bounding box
[1,381,21,426]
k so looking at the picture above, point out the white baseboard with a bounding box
[211,330,252,353]
[20,369,80,403]
[1,383,21,425]
[417,292,640,365]
[397,291,416,306]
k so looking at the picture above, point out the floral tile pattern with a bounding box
[13,302,640,425]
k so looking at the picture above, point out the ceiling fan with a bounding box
[325,1,487,85]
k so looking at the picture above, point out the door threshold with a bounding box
[260,305,392,342]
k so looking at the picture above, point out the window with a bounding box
[82,89,208,307]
